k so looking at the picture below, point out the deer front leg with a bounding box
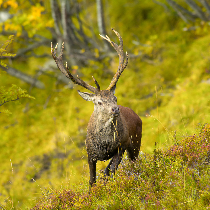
[104,148,125,177]
[104,158,114,176]
[110,148,125,175]
[88,156,96,187]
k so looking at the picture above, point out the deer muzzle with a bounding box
[111,106,120,117]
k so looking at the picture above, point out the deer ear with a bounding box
[77,90,94,101]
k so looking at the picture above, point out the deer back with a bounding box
[119,105,142,140]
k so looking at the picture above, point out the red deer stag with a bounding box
[51,29,142,187]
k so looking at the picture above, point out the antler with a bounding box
[51,42,100,93]
[100,29,128,91]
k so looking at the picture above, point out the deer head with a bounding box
[51,29,128,122]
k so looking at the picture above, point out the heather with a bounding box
[32,124,210,209]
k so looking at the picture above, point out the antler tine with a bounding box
[51,42,99,93]
[100,29,128,91]
[92,76,100,91]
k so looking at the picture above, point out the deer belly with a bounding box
[87,137,120,161]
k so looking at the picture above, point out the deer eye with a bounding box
[98,101,102,105]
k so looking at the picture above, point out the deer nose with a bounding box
[111,106,120,115]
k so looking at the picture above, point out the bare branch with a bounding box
[152,0,171,12]
[0,65,45,89]
[96,0,110,50]
[0,39,49,60]
[61,0,67,40]
[166,0,197,22]
[185,0,208,21]
[200,0,210,16]
[50,0,62,37]
[0,97,20,107]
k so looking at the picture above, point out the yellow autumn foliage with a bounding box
[1,0,18,9]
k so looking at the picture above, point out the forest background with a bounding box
[0,0,210,209]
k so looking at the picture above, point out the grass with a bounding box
[31,124,210,209]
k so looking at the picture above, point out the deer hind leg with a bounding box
[127,130,142,161]
[104,158,113,176]
[127,144,140,161]
[104,148,125,177]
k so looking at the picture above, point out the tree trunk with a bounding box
[96,0,110,50]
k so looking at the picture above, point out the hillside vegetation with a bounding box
[0,0,210,209]
[33,124,210,209]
